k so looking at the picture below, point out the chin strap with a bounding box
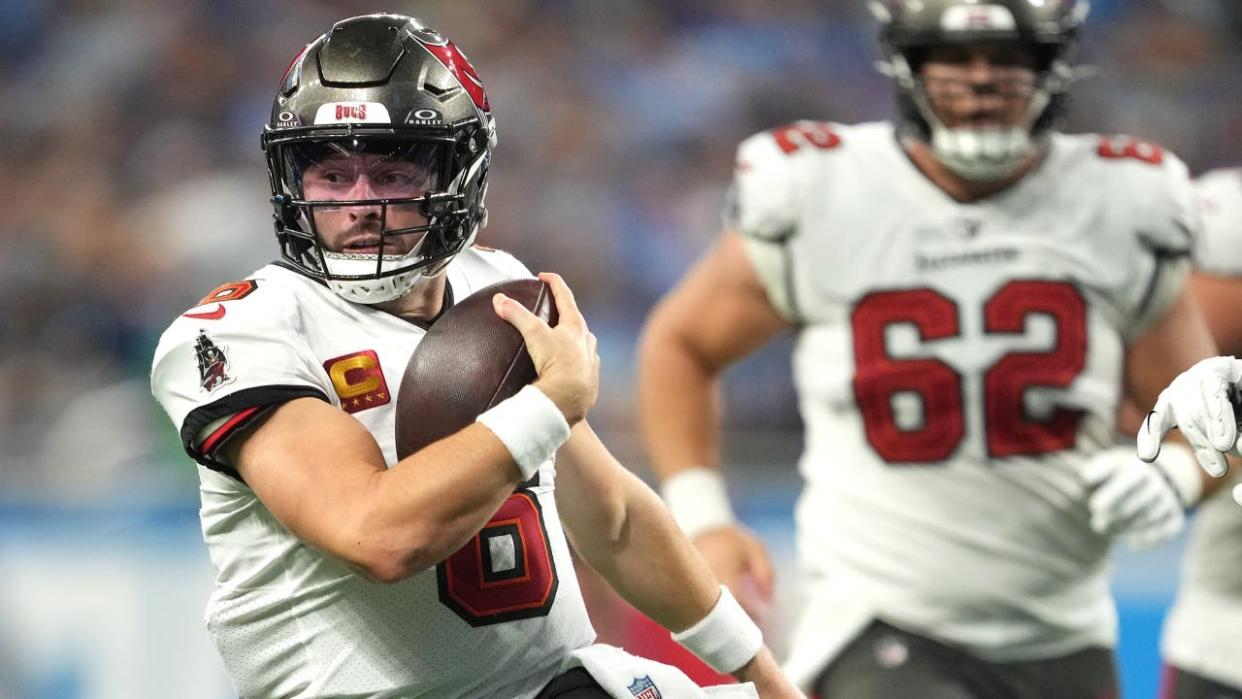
[917,74,1050,182]
[324,265,420,304]
[929,126,1036,182]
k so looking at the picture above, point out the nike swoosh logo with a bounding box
[184,304,226,320]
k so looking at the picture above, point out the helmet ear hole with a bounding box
[1032,45,1060,73]
[902,47,929,73]
[272,194,300,230]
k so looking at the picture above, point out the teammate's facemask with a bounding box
[870,0,1088,182]
[261,13,496,305]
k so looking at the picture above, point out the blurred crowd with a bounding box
[1,0,1241,500]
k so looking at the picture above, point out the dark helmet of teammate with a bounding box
[261,13,497,303]
[869,0,1088,180]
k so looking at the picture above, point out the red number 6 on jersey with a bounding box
[851,289,964,462]
[437,488,559,626]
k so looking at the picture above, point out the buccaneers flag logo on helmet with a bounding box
[409,29,491,113]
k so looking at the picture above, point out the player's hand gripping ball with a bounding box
[395,278,558,458]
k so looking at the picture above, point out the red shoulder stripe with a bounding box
[200,406,262,455]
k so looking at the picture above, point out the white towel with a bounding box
[563,644,758,699]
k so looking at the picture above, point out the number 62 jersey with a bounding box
[730,121,1199,683]
[150,248,595,699]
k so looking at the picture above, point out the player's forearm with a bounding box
[573,474,721,631]
[230,398,528,584]
[351,424,524,582]
[637,322,725,481]
[557,427,775,683]
[578,481,783,686]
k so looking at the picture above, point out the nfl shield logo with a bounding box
[627,675,662,699]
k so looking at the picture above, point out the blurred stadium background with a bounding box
[1,0,1240,697]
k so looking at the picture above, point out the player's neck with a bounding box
[374,274,448,323]
[904,140,1040,203]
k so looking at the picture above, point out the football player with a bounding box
[149,14,802,699]
[1148,169,1242,699]
[637,1,1215,697]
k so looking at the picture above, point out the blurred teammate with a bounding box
[638,1,1215,697]
[1154,169,1242,699]
[149,14,800,699]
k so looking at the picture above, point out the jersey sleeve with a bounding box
[1120,147,1199,339]
[473,245,535,281]
[725,127,807,321]
[1192,168,1242,276]
[150,278,332,480]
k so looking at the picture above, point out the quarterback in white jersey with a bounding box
[1157,168,1242,699]
[639,2,1215,698]
[150,14,801,699]
[156,256,596,697]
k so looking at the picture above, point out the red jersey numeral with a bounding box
[437,489,558,626]
[851,280,1088,464]
[195,280,258,306]
[1097,135,1164,165]
[851,290,964,463]
[771,122,841,154]
[983,282,1087,457]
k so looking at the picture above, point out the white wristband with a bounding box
[476,385,571,481]
[1154,441,1204,508]
[672,585,764,674]
[661,468,737,538]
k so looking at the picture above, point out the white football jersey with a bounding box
[150,248,595,698]
[1162,167,1242,689]
[729,121,1197,682]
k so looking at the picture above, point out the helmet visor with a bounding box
[290,138,445,201]
[280,138,451,266]
[916,44,1038,129]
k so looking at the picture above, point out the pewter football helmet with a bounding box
[261,13,496,304]
[870,0,1089,180]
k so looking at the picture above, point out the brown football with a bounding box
[395,278,557,459]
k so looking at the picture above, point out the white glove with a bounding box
[1137,356,1242,478]
[1083,444,1201,549]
